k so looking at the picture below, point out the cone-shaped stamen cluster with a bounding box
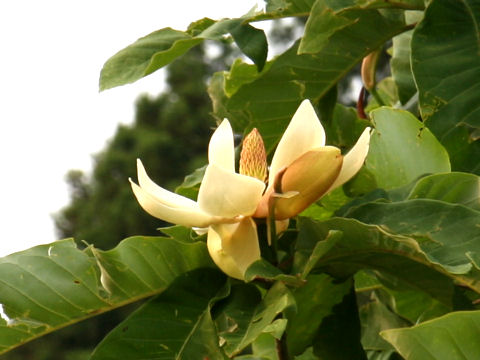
[239,128,268,182]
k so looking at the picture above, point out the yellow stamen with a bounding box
[239,128,268,182]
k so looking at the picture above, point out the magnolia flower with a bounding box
[130,99,370,280]
[130,119,266,280]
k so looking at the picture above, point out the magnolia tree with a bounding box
[2,1,480,359]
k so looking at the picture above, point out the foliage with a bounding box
[2,0,480,359]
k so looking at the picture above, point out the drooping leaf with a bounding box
[411,0,480,173]
[366,107,451,189]
[90,269,227,360]
[382,310,480,360]
[0,236,213,355]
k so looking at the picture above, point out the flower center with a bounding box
[239,128,268,183]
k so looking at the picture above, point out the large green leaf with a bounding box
[0,235,213,355]
[90,269,227,360]
[345,199,480,275]
[295,217,465,305]
[407,172,480,211]
[365,107,450,189]
[411,0,480,173]
[382,310,480,360]
[210,12,407,151]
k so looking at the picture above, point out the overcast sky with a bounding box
[0,1,260,256]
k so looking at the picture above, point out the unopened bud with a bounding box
[361,49,381,91]
[274,147,343,219]
[239,128,268,182]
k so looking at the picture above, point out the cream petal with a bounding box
[130,180,220,228]
[136,159,198,208]
[208,119,235,172]
[269,100,326,187]
[327,127,371,192]
[207,217,261,280]
[198,164,266,218]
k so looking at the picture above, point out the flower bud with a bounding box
[361,49,381,91]
[274,146,343,219]
[239,128,268,182]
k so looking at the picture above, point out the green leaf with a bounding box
[325,104,371,151]
[100,28,203,90]
[382,310,480,360]
[211,14,407,151]
[230,24,268,71]
[295,217,458,306]
[312,284,367,360]
[407,172,480,211]
[345,199,480,275]
[300,0,422,55]
[286,274,352,356]
[175,165,206,200]
[390,11,423,104]
[360,298,409,352]
[90,269,227,360]
[263,0,315,15]
[0,236,213,355]
[411,0,480,173]
[366,107,451,189]
[245,260,306,287]
[377,285,450,324]
[215,281,294,357]
[323,0,424,11]
[299,1,355,54]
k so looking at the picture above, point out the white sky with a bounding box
[0,1,260,256]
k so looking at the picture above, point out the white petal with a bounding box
[327,127,371,192]
[208,119,235,172]
[198,164,265,218]
[136,159,198,208]
[207,217,261,280]
[130,180,220,228]
[269,100,326,187]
